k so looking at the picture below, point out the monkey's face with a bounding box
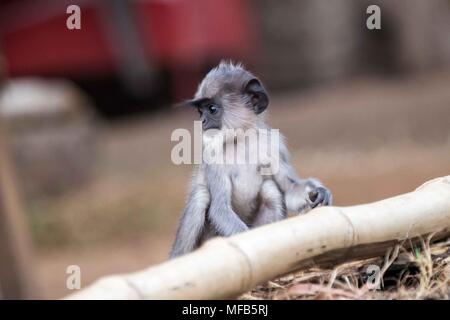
[193,97,224,131]
[186,62,269,132]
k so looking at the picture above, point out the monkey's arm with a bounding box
[169,173,210,258]
[206,165,249,236]
[274,147,332,213]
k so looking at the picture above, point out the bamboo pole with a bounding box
[67,176,450,300]
[0,123,37,299]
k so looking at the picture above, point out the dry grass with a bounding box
[242,235,450,300]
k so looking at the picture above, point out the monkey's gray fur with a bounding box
[170,61,332,258]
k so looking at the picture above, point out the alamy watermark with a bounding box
[66,265,81,290]
[65,4,382,33]
[365,264,382,290]
[171,121,281,175]
[66,5,81,30]
[366,5,381,30]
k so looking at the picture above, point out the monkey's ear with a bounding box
[183,99,197,108]
[179,98,210,108]
[175,99,199,109]
[244,79,269,114]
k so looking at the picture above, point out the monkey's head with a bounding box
[185,61,269,131]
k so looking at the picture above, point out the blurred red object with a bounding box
[0,0,256,98]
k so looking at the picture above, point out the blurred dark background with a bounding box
[0,0,449,299]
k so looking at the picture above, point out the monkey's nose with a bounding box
[202,118,206,125]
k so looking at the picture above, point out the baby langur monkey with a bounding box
[170,62,332,258]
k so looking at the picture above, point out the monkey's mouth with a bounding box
[202,126,220,131]
[202,126,219,131]
[202,121,221,131]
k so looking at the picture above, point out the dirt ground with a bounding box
[32,70,450,299]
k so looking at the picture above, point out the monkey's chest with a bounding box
[230,166,263,220]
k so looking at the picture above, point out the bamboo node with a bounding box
[225,239,255,291]
[334,207,357,247]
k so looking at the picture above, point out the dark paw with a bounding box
[308,187,332,208]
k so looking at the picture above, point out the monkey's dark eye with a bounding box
[208,105,218,114]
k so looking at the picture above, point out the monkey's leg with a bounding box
[275,145,332,214]
[284,178,332,215]
[169,185,210,258]
[252,180,286,227]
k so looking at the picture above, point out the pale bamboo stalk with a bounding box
[0,123,37,299]
[67,176,450,300]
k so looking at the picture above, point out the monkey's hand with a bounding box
[307,186,332,208]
